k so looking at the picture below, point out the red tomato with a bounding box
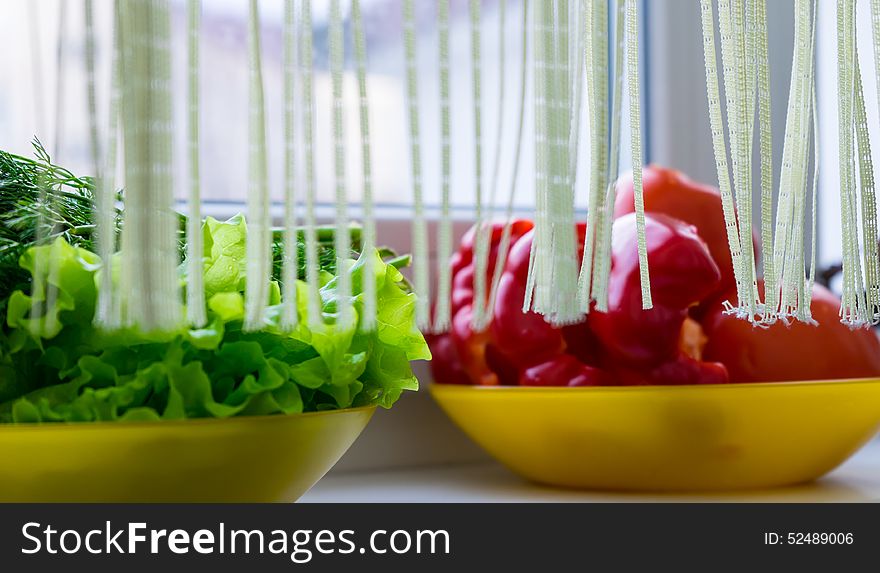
[701,281,880,383]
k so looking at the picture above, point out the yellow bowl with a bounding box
[431,380,880,491]
[0,407,375,502]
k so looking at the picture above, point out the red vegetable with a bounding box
[613,165,758,300]
[451,304,499,386]
[449,220,534,316]
[429,212,729,387]
[611,354,729,386]
[426,329,471,385]
[701,281,880,383]
[519,354,610,387]
[488,225,577,369]
[588,213,722,368]
[435,220,536,386]
[431,164,879,389]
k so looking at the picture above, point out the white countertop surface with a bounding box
[301,439,880,503]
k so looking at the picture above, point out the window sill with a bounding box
[305,438,880,503]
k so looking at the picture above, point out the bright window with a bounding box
[816,0,880,269]
[0,1,646,215]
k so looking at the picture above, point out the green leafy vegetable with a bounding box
[0,215,430,423]
[0,143,361,309]
[0,140,113,310]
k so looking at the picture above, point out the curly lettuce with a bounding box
[0,216,430,423]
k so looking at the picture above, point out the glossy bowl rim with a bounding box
[0,405,377,433]
[429,377,880,394]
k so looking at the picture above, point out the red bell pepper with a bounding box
[435,221,535,385]
[519,354,610,387]
[588,213,722,368]
[449,220,535,316]
[488,225,576,368]
[613,165,760,304]
[431,165,880,389]
[429,211,729,387]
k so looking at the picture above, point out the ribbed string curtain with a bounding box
[51,0,880,337]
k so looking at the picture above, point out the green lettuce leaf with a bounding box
[0,215,430,423]
[201,214,248,300]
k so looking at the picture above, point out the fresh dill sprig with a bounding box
[1,142,402,316]
[0,139,121,308]
[270,225,362,281]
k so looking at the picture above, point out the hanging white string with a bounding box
[774,0,812,320]
[755,0,777,322]
[625,0,651,309]
[488,0,508,244]
[84,0,102,320]
[744,0,757,162]
[82,0,110,327]
[801,0,820,323]
[351,0,377,332]
[536,0,558,318]
[699,0,828,325]
[281,0,299,331]
[576,0,608,312]
[797,0,819,323]
[469,0,491,328]
[36,0,72,333]
[805,73,820,317]
[523,0,546,313]
[744,1,760,307]
[433,0,454,333]
[567,0,586,189]
[329,0,352,328]
[28,2,46,140]
[84,0,100,176]
[115,0,137,327]
[561,0,586,314]
[31,0,71,336]
[772,2,794,317]
[156,0,182,331]
[402,0,430,330]
[526,0,581,325]
[746,0,763,312]
[53,0,67,161]
[581,0,593,180]
[118,0,181,331]
[186,0,207,327]
[853,44,880,323]
[591,0,624,312]
[699,0,747,317]
[524,0,550,314]
[836,0,868,325]
[94,2,122,329]
[546,0,582,324]
[873,0,880,108]
[485,0,530,323]
[719,0,758,319]
[471,0,506,333]
[733,0,760,318]
[866,0,880,320]
[300,0,323,328]
[243,0,272,332]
